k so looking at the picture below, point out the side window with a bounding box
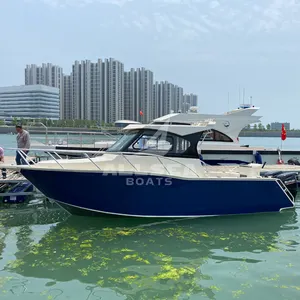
[213,131,232,142]
[132,133,173,151]
[201,130,232,142]
[203,131,213,141]
[173,136,191,153]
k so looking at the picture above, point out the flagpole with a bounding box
[280,123,286,158]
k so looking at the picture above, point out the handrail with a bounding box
[27,130,119,135]
[10,149,296,189]
[11,148,203,178]
[41,132,117,149]
[5,147,107,155]
[108,151,202,177]
[18,150,31,166]
[6,147,209,165]
[45,151,65,169]
[156,156,170,175]
[28,122,48,144]
[120,153,139,172]
[275,178,295,202]
[83,153,102,170]
[198,130,212,149]
[13,148,270,180]
[100,130,117,139]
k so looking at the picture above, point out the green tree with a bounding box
[253,124,258,130]
[12,117,18,126]
[266,124,271,130]
[0,119,4,126]
[258,123,265,131]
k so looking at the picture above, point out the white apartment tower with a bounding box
[63,58,124,123]
[153,81,184,119]
[174,85,184,113]
[183,93,198,108]
[124,68,153,123]
[71,60,92,120]
[102,58,124,123]
[25,63,63,118]
[26,60,198,123]
[62,74,73,120]
[153,81,172,119]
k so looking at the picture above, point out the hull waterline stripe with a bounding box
[54,200,294,218]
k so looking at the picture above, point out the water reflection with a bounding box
[0,200,69,227]
[0,207,298,299]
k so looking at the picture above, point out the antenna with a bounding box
[250,96,252,105]
[228,92,230,112]
[243,88,245,104]
[239,86,241,104]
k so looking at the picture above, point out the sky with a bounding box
[1,0,300,127]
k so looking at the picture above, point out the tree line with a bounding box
[0,118,115,128]
[244,124,270,131]
[0,118,292,131]
[244,124,294,131]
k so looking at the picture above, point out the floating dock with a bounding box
[0,165,37,203]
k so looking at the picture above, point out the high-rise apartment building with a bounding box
[153,81,184,119]
[102,58,124,123]
[71,60,92,120]
[153,81,172,119]
[25,63,63,118]
[24,59,198,123]
[183,93,198,112]
[124,68,153,123]
[62,74,73,120]
[63,58,124,124]
[174,85,184,114]
[25,63,63,88]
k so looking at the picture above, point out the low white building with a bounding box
[0,85,60,120]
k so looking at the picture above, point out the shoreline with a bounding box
[239,131,300,138]
[0,126,120,135]
[1,126,299,138]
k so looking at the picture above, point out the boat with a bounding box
[28,104,300,167]
[137,104,300,166]
[94,103,260,151]
[3,119,297,218]
[97,104,300,167]
[28,104,260,155]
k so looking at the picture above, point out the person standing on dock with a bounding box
[0,147,7,179]
[15,125,31,165]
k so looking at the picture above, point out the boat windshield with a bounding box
[106,130,140,152]
[107,128,197,157]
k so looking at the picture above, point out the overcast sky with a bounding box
[1,0,300,127]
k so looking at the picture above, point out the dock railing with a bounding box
[27,126,119,148]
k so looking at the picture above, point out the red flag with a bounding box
[139,110,143,116]
[281,123,286,141]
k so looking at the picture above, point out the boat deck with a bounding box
[205,164,300,173]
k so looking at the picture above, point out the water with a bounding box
[0,135,300,299]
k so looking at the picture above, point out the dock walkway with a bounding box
[0,158,37,199]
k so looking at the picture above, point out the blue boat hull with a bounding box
[21,169,294,217]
